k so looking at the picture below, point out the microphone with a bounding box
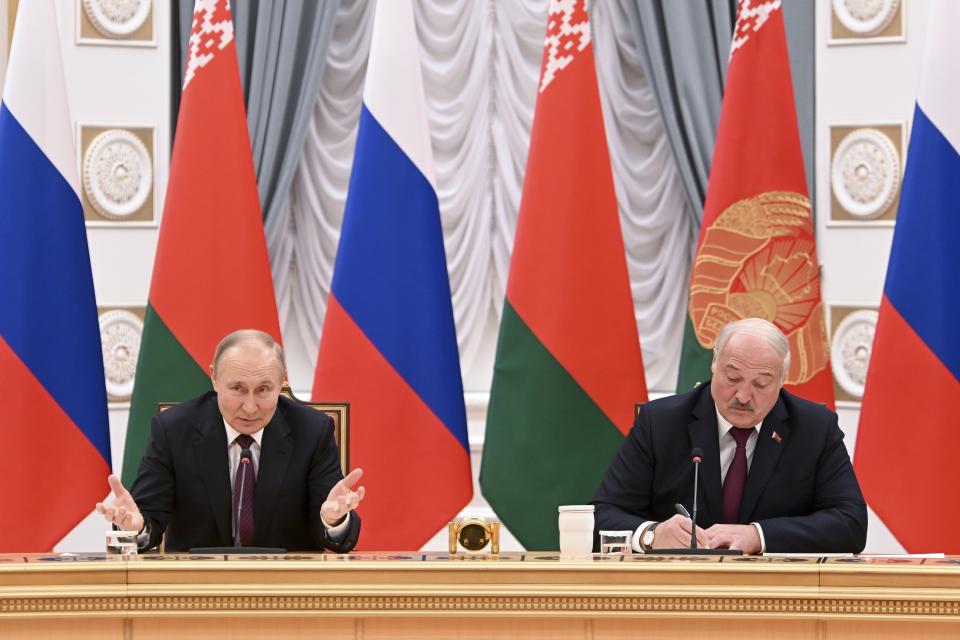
[234,449,253,546]
[689,447,703,549]
[648,447,741,555]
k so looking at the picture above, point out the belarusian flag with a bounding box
[676,0,834,407]
[121,0,281,485]
[479,0,648,551]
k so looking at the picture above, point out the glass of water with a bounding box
[599,530,632,555]
[105,530,138,559]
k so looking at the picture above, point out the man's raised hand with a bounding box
[95,474,144,532]
[320,468,365,527]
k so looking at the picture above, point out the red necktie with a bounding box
[233,434,255,546]
[721,427,753,523]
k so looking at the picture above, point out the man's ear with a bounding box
[209,363,217,388]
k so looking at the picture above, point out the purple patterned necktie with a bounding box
[233,434,255,546]
[721,427,753,523]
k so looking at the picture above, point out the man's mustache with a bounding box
[728,399,755,411]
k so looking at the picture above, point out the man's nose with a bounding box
[241,394,257,412]
[735,386,752,404]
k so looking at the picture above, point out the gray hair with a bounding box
[212,329,286,379]
[713,318,791,381]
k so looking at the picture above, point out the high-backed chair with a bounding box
[157,382,349,475]
[152,385,349,553]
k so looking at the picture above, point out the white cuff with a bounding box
[322,512,351,540]
[751,522,766,553]
[632,521,657,553]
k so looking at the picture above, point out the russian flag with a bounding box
[0,1,112,551]
[854,0,960,553]
[312,0,472,550]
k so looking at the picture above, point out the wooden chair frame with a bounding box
[157,382,349,475]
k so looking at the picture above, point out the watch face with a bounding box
[458,523,491,551]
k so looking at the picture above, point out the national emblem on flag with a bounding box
[678,0,834,407]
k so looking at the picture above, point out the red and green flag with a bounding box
[479,0,648,551]
[121,0,281,485]
[677,1,834,406]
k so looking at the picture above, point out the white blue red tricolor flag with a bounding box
[312,0,472,550]
[855,0,960,553]
[0,1,112,551]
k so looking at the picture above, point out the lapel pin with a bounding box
[772,431,782,444]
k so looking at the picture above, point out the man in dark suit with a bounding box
[97,329,363,552]
[592,318,866,554]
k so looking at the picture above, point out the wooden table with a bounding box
[1,552,959,639]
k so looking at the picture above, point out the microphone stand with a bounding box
[234,451,251,547]
[197,449,285,554]
[690,454,700,550]
[647,449,742,556]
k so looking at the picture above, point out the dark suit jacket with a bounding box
[592,382,867,553]
[131,391,361,552]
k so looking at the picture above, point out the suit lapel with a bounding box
[688,386,723,524]
[192,397,232,544]
[255,405,292,541]
[740,394,790,522]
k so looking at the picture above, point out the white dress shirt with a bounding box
[224,419,350,539]
[715,409,767,552]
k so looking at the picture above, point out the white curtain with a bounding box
[268,0,695,394]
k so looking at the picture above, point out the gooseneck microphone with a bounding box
[689,447,703,549]
[650,448,741,555]
[234,449,253,546]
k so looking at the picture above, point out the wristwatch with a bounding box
[640,523,658,551]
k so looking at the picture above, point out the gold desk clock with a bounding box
[448,516,500,554]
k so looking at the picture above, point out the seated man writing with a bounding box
[97,329,363,552]
[592,318,867,554]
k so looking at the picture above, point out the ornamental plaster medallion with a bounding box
[83,129,153,220]
[831,128,900,219]
[82,0,152,38]
[830,309,878,399]
[99,309,143,400]
[832,0,900,37]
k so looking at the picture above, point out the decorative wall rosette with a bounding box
[78,0,154,45]
[98,307,145,402]
[80,125,155,224]
[829,306,879,402]
[831,0,903,42]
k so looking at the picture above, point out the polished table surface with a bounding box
[2,552,960,639]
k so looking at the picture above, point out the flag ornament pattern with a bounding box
[183,0,235,89]
[855,0,960,554]
[313,0,472,551]
[480,0,648,551]
[539,0,590,92]
[683,0,834,405]
[0,0,112,551]
[121,0,281,486]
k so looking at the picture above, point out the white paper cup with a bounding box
[558,505,594,556]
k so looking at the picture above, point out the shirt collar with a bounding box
[224,419,265,447]
[714,405,762,440]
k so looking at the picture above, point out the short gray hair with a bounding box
[714,318,791,381]
[212,329,286,379]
